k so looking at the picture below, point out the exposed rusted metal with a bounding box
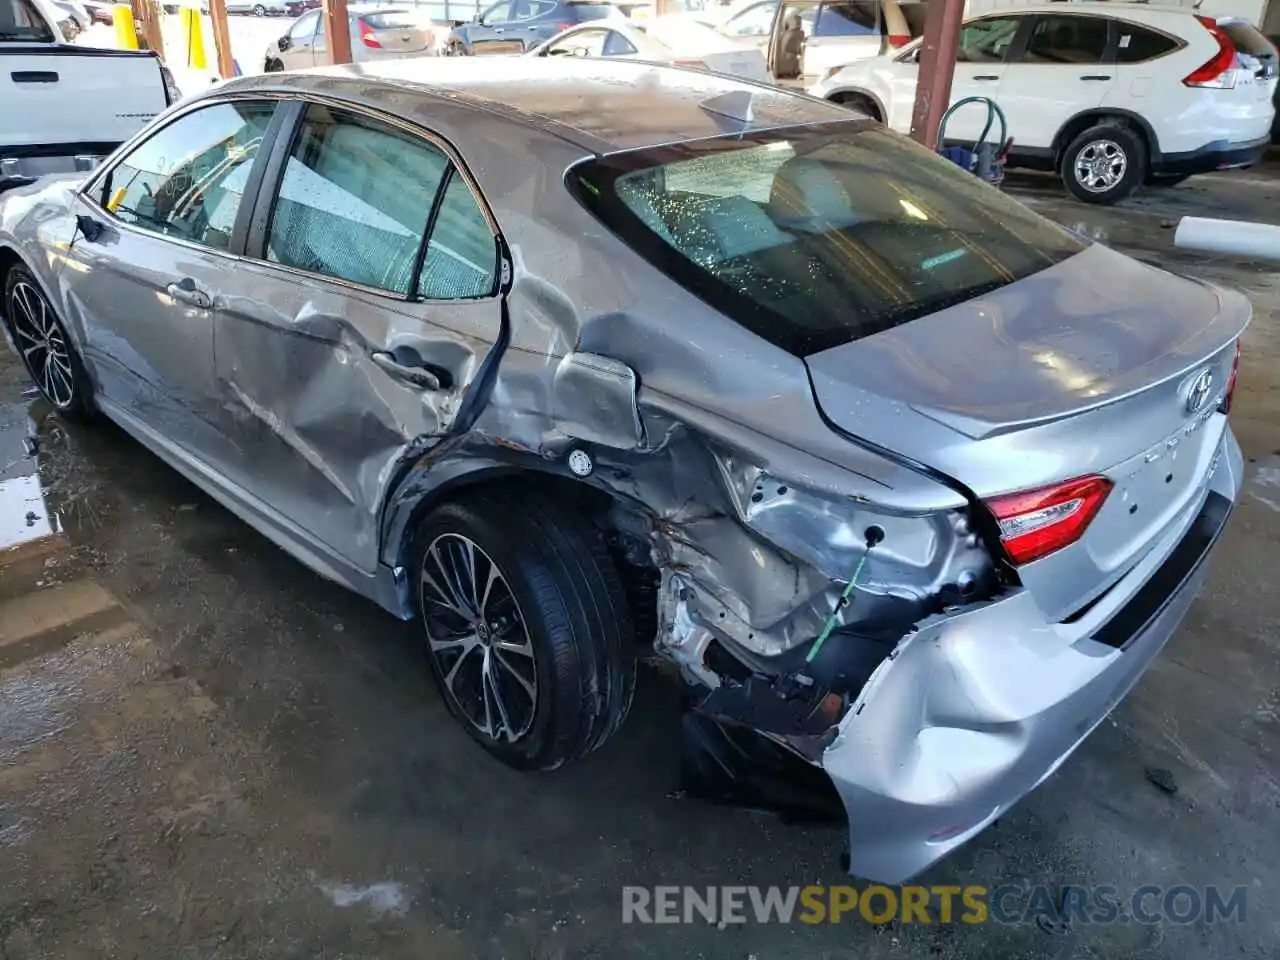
[909,0,966,150]
[324,0,353,65]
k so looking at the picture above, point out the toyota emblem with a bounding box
[1184,368,1214,415]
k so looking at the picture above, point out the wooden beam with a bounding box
[208,0,235,78]
[908,0,966,150]
[323,0,352,65]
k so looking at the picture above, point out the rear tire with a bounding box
[4,266,95,422]
[1059,123,1146,205]
[412,492,636,771]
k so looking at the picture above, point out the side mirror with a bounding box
[277,35,290,50]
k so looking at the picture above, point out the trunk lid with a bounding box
[358,11,433,52]
[805,244,1247,620]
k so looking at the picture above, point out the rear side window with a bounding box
[567,122,1084,357]
[1023,15,1110,64]
[1,0,56,41]
[602,28,637,54]
[570,1,614,21]
[813,1,878,38]
[1114,23,1178,63]
[360,9,421,28]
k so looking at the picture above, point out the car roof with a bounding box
[977,0,1200,16]
[218,57,850,154]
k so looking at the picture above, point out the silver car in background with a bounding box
[265,4,441,70]
[0,58,1245,882]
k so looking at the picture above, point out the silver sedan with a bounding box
[0,57,1246,883]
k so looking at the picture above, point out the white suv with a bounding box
[810,2,1277,203]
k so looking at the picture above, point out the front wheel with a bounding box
[4,266,95,421]
[1059,123,1146,205]
[263,56,283,72]
[445,40,467,56]
[252,3,265,15]
[413,492,636,771]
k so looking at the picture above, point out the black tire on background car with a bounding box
[264,57,283,72]
[412,492,637,771]
[3,266,95,422]
[252,3,265,14]
[1145,172,1192,188]
[445,39,467,55]
[1059,123,1146,205]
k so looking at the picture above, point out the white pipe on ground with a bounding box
[1173,216,1280,261]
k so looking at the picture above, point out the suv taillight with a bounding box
[672,57,710,71]
[886,33,910,48]
[359,19,381,47]
[1220,340,1241,413]
[985,476,1113,565]
[554,20,573,31]
[1184,15,1241,88]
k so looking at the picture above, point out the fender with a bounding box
[821,85,887,123]
[1051,108,1163,163]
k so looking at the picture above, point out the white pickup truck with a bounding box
[1,0,178,192]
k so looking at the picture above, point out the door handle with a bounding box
[11,70,59,83]
[973,74,999,81]
[370,350,448,390]
[1079,74,1112,81]
[166,278,213,309]
[493,27,504,33]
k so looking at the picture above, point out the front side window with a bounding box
[266,105,447,293]
[567,122,1084,357]
[957,16,1020,63]
[813,1,877,38]
[288,10,319,37]
[0,0,55,41]
[1023,15,1111,65]
[101,100,276,251]
[548,26,607,55]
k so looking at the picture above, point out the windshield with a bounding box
[567,121,1085,357]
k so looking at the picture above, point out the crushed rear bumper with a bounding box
[822,428,1243,884]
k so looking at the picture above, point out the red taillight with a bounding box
[554,20,573,31]
[985,476,1113,566]
[1184,15,1239,88]
[887,34,910,48]
[672,58,711,71]
[359,19,381,47]
[1220,340,1241,413]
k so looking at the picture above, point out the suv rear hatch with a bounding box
[565,119,1247,622]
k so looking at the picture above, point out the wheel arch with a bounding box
[825,86,886,122]
[1052,109,1161,167]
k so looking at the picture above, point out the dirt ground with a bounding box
[2,166,1279,960]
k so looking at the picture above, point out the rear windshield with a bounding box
[567,121,1085,357]
[360,9,420,27]
[1220,20,1275,59]
[570,1,615,20]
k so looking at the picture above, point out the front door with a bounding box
[65,99,278,466]
[280,9,321,68]
[939,15,1026,143]
[213,103,505,571]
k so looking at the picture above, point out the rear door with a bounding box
[1101,18,1182,117]
[995,12,1116,151]
[214,101,505,572]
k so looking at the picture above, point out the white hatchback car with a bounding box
[811,2,1277,203]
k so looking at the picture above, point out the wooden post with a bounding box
[208,0,236,78]
[323,0,352,65]
[130,0,166,57]
[908,0,966,150]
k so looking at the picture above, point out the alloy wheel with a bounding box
[1074,139,1128,194]
[420,533,538,743]
[8,281,76,409]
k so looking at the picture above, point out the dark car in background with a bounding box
[443,0,615,54]
[1268,32,1280,142]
